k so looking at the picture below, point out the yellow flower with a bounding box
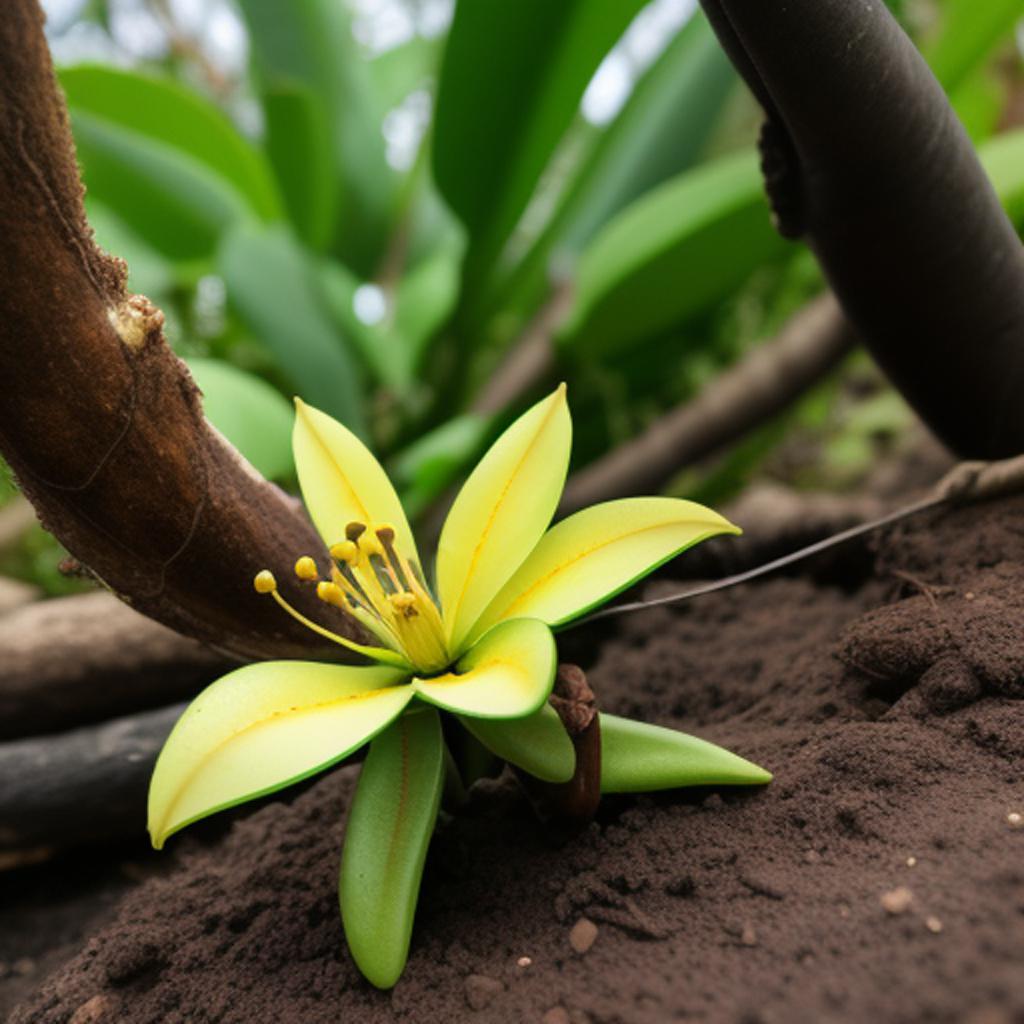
[147,384,766,988]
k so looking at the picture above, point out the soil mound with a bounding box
[13,497,1024,1024]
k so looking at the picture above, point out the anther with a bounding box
[254,570,277,594]
[345,522,367,543]
[294,556,319,581]
[389,592,417,617]
[317,581,346,607]
[330,540,359,564]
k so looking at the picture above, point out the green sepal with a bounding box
[599,714,771,793]
[459,703,575,783]
[339,708,445,989]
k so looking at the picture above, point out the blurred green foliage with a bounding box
[10,0,1018,575]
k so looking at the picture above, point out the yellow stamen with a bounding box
[254,570,277,594]
[330,540,359,564]
[317,580,346,607]
[294,556,319,581]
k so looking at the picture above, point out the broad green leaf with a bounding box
[501,14,737,315]
[261,83,338,251]
[459,703,574,783]
[186,357,294,481]
[950,71,1006,143]
[413,618,556,719]
[293,399,419,561]
[218,222,365,433]
[60,65,281,220]
[86,199,174,298]
[559,151,787,356]
[433,0,645,299]
[389,414,491,521]
[369,34,443,112]
[436,387,571,651]
[470,498,740,641]
[70,110,252,260]
[148,661,412,848]
[599,714,771,793]
[340,708,444,989]
[925,0,1023,94]
[238,0,393,274]
[395,246,462,376]
[980,128,1024,228]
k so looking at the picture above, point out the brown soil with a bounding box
[10,496,1024,1024]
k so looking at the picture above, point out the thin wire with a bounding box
[569,491,948,628]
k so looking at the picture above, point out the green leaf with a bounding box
[599,714,771,793]
[218,222,366,435]
[433,0,646,298]
[559,150,788,356]
[85,198,174,298]
[925,0,1023,94]
[340,708,445,989]
[185,357,294,480]
[261,83,339,252]
[69,110,252,260]
[237,0,393,274]
[459,703,575,783]
[980,128,1024,228]
[60,65,282,220]
[513,13,737,306]
[389,414,490,520]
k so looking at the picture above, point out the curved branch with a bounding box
[0,2,360,660]
[699,0,1024,458]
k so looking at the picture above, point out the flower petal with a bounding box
[469,497,740,640]
[437,385,571,653]
[340,708,444,989]
[459,703,575,782]
[148,661,412,847]
[412,618,556,719]
[599,714,772,793]
[293,398,419,560]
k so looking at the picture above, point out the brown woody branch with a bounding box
[0,2,361,660]
[560,292,856,513]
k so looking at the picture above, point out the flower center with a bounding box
[258,522,450,674]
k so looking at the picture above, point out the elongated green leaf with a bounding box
[340,708,444,989]
[149,661,412,848]
[980,128,1024,228]
[925,0,1023,94]
[60,65,282,220]
[506,13,737,316]
[459,703,574,783]
[70,110,252,259]
[261,83,338,252]
[218,222,365,434]
[186,358,294,480]
[599,714,771,793]
[559,151,787,356]
[433,0,645,298]
[238,0,393,274]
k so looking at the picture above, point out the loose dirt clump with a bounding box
[12,497,1024,1024]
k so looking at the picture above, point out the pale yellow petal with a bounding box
[437,386,571,653]
[148,660,411,847]
[469,497,739,639]
[412,618,555,719]
[293,399,419,561]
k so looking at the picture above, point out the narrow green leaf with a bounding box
[69,110,252,259]
[237,0,393,274]
[60,64,282,220]
[925,0,1023,94]
[261,84,339,252]
[433,0,645,298]
[340,708,445,989]
[186,358,294,480]
[980,128,1024,228]
[218,222,366,435]
[559,150,788,356]
[459,703,575,783]
[599,713,771,793]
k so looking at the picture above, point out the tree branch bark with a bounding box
[0,2,361,660]
[561,292,855,513]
